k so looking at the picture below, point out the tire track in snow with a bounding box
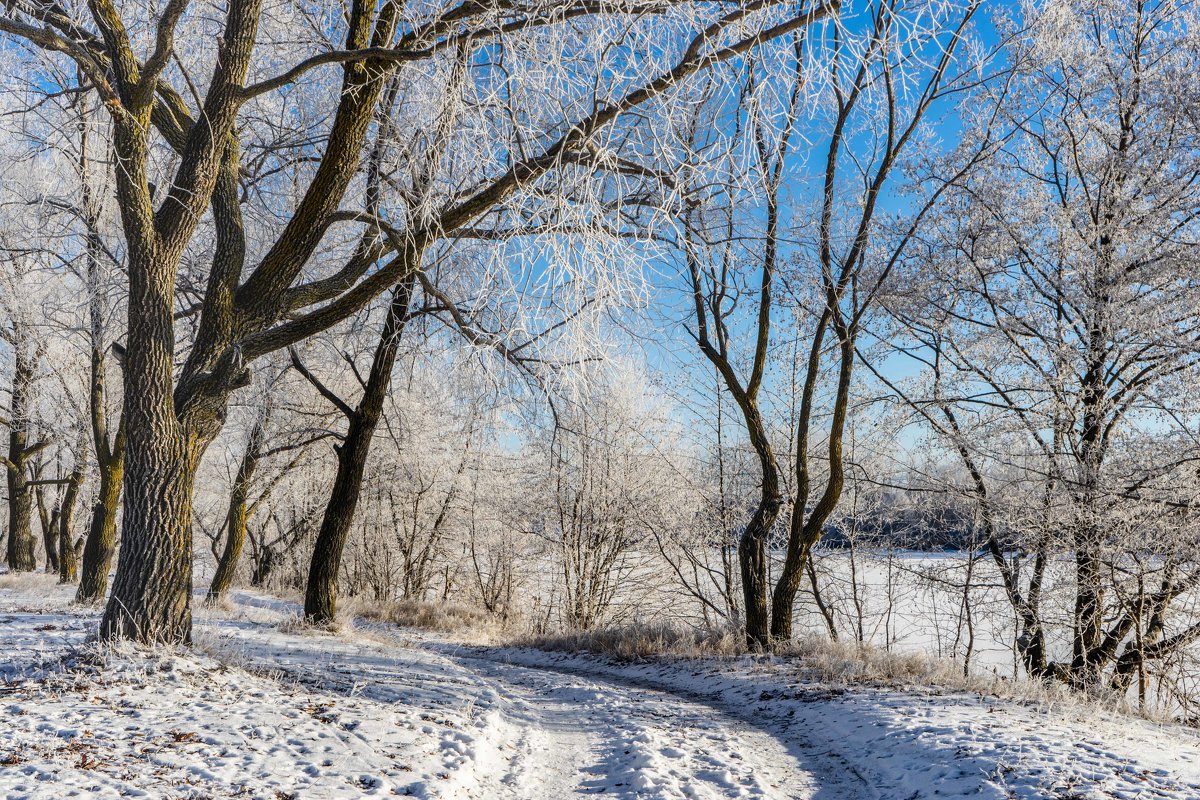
[434,645,872,800]
[204,594,870,798]
[445,652,823,798]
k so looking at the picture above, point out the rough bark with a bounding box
[99,239,211,643]
[738,495,779,649]
[100,423,203,643]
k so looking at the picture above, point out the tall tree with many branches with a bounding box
[877,0,1200,691]
[0,0,838,643]
[667,0,997,647]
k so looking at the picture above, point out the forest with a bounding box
[1,2,1200,796]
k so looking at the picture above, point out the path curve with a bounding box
[208,592,870,799]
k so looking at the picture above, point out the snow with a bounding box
[3,574,1200,799]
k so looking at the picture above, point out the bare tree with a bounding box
[54,441,87,584]
[293,280,417,623]
[527,378,673,630]
[75,88,127,605]
[877,0,1200,691]
[1,272,50,572]
[668,0,993,646]
[768,0,993,642]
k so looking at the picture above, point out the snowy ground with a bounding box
[3,575,1200,799]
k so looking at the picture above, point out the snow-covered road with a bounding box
[206,591,861,798]
[423,647,851,799]
[6,576,1200,799]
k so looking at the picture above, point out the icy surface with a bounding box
[2,575,1200,799]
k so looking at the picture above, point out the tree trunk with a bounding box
[207,422,264,603]
[101,435,200,643]
[717,389,782,650]
[5,344,38,572]
[75,91,126,604]
[770,325,853,641]
[57,464,84,584]
[250,544,276,587]
[1070,354,1107,689]
[304,282,414,624]
[36,484,60,574]
[100,238,207,644]
[739,501,778,650]
[305,442,370,623]
[1071,546,1105,687]
[6,468,36,572]
[76,436,125,603]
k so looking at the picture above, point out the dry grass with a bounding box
[777,635,969,688]
[199,593,239,615]
[191,587,1157,723]
[347,596,501,639]
[762,634,1153,728]
[275,612,357,638]
[773,638,1147,717]
[520,622,984,685]
[516,622,743,661]
[0,571,62,594]
[511,621,1110,713]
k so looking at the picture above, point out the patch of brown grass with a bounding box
[512,623,1096,713]
[349,597,498,638]
[274,613,356,638]
[515,621,743,661]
